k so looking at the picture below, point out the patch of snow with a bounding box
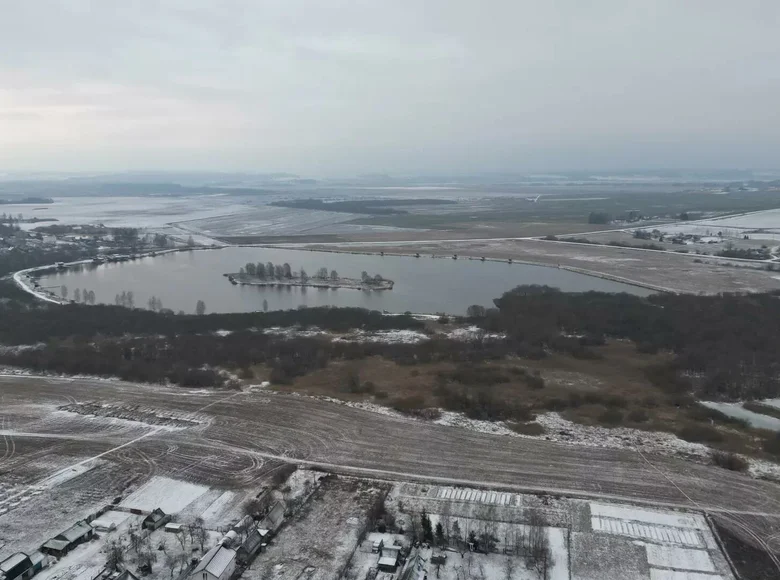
[649,570,724,580]
[445,325,505,341]
[121,476,209,513]
[200,491,237,522]
[645,545,715,572]
[332,329,430,344]
[434,411,517,436]
[590,503,708,530]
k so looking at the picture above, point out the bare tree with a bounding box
[106,541,124,571]
[196,300,206,315]
[526,508,553,579]
[503,555,516,580]
[440,501,452,544]
[74,288,81,303]
[60,285,68,299]
[189,517,208,552]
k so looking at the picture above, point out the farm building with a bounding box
[41,521,93,558]
[142,508,170,531]
[0,551,45,580]
[164,523,184,534]
[92,568,140,580]
[235,527,270,565]
[190,545,236,580]
[377,545,401,573]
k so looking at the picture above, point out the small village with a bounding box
[0,466,738,580]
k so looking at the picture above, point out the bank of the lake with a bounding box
[30,246,654,314]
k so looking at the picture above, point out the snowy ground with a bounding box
[383,482,735,580]
[120,476,209,513]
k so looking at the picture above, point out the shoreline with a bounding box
[247,243,675,294]
[11,242,669,309]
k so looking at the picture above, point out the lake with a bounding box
[36,247,653,315]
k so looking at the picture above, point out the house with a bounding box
[261,501,284,530]
[91,568,140,580]
[235,528,268,565]
[0,551,45,580]
[41,521,93,558]
[164,523,184,534]
[90,516,117,533]
[190,546,236,580]
[377,544,401,573]
[142,508,170,531]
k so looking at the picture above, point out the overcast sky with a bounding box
[1,1,778,176]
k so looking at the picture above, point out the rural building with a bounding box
[261,501,285,530]
[164,523,184,534]
[41,521,93,558]
[0,551,45,580]
[235,527,269,565]
[377,545,401,573]
[90,516,117,533]
[190,546,236,580]
[142,508,170,531]
[91,568,140,580]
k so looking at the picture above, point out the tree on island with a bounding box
[256,263,266,278]
[283,263,292,278]
[262,299,268,312]
[266,262,274,279]
[196,300,206,315]
[274,264,284,279]
[74,288,81,303]
[245,262,256,276]
[317,267,328,279]
[300,268,309,282]
[60,285,68,299]
[330,270,338,281]
[361,271,370,283]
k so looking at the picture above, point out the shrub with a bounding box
[508,422,545,436]
[628,409,649,423]
[568,393,583,408]
[598,408,624,426]
[711,451,748,472]
[606,395,628,408]
[687,404,749,429]
[543,398,568,411]
[677,424,724,443]
[524,374,545,390]
[392,395,426,414]
[374,390,389,400]
[762,433,780,456]
[583,392,605,405]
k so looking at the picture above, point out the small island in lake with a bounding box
[225,262,394,291]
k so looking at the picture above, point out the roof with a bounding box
[1,553,31,573]
[29,552,45,567]
[381,545,401,554]
[42,539,70,552]
[56,521,92,543]
[192,546,236,578]
[378,556,398,567]
[144,509,167,523]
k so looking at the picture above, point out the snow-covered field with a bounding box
[120,476,209,513]
[6,196,255,230]
[385,482,734,580]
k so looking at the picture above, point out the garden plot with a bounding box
[120,476,209,513]
[246,477,388,580]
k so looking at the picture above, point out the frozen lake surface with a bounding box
[701,401,780,431]
[36,247,653,314]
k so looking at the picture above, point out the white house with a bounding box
[190,546,236,580]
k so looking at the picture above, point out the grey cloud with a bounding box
[0,0,778,174]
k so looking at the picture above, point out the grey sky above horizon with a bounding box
[1,1,778,177]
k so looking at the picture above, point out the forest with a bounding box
[1,284,780,404]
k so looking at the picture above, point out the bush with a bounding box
[374,390,388,400]
[543,398,568,411]
[583,392,606,405]
[711,451,748,472]
[687,404,749,429]
[762,433,780,456]
[598,408,624,426]
[677,424,724,443]
[606,395,628,408]
[391,395,426,414]
[508,422,545,436]
[627,409,649,423]
[524,374,545,390]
